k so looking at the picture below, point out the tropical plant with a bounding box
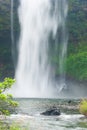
[0,77,18,115]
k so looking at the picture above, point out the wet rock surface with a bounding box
[41,107,61,116]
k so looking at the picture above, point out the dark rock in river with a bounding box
[41,107,61,116]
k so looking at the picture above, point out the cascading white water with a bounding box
[57,0,68,92]
[12,0,68,98]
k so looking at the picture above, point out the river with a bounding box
[5,98,87,130]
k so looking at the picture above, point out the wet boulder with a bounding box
[41,107,61,116]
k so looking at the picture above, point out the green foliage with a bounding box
[77,122,87,128]
[9,124,21,130]
[66,51,87,81]
[65,0,87,81]
[68,0,87,43]
[0,78,18,115]
[79,99,87,116]
[0,78,15,92]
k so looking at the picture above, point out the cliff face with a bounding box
[68,0,87,44]
[0,0,19,38]
[0,0,10,38]
[0,0,13,80]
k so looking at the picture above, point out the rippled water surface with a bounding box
[8,98,87,130]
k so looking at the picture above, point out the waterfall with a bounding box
[58,0,68,92]
[12,0,68,98]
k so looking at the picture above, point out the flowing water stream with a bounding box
[6,98,87,130]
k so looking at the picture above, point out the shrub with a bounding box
[66,51,87,81]
[79,99,87,116]
[0,78,18,115]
